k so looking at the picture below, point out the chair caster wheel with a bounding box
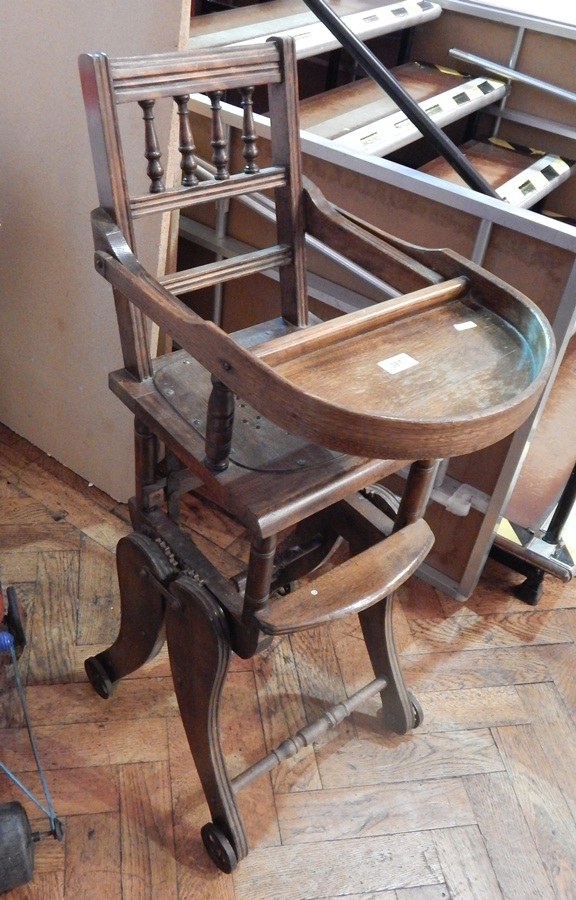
[409,692,424,729]
[0,801,35,892]
[85,656,114,699]
[201,822,238,873]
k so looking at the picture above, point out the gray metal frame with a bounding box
[438,0,576,41]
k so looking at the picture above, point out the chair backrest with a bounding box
[79,38,308,381]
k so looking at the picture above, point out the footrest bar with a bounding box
[232,675,387,793]
[255,518,434,634]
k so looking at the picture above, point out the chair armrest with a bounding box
[302,179,556,341]
[92,213,410,458]
[302,177,442,294]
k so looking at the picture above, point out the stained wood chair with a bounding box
[79,37,553,872]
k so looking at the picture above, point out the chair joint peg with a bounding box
[94,250,111,275]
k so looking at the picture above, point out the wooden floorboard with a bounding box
[1,424,576,898]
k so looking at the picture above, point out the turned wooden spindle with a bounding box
[231,676,387,792]
[209,91,229,180]
[240,87,259,175]
[242,535,277,619]
[138,99,165,194]
[203,374,235,471]
[394,459,438,530]
[174,94,198,187]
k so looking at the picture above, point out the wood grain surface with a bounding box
[1,423,575,898]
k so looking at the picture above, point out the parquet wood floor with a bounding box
[1,421,575,899]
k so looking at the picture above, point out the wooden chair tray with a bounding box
[245,278,552,460]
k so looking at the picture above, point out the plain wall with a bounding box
[0,1,188,500]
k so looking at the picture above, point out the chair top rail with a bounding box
[106,43,284,103]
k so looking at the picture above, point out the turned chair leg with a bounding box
[85,532,174,699]
[165,575,248,873]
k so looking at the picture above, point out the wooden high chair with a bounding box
[79,37,553,872]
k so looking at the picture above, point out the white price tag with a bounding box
[378,352,419,374]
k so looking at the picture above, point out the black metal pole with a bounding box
[301,0,500,198]
[543,462,576,544]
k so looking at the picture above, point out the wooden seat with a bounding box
[79,36,553,873]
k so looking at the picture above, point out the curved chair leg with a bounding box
[85,532,174,698]
[358,591,421,735]
[166,576,248,873]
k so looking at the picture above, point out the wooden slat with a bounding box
[407,685,530,733]
[23,679,178,727]
[119,762,178,898]
[160,244,292,295]
[0,719,169,772]
[407,608,573,653]
[0,765,119,817]
[252,637,322,795]
[401,645,552,693]
[77,534,120,646]
[538,641,576,713]
[26,551,79,685]
[276,777,475,844]
[289,625,353,751]
[316,729,505,788]
[65,813,121,899]
[431,825,504,899]
[493,723,576,899]
[232,831,443,900]
[465,772,557,900]
[516,682,576,822]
